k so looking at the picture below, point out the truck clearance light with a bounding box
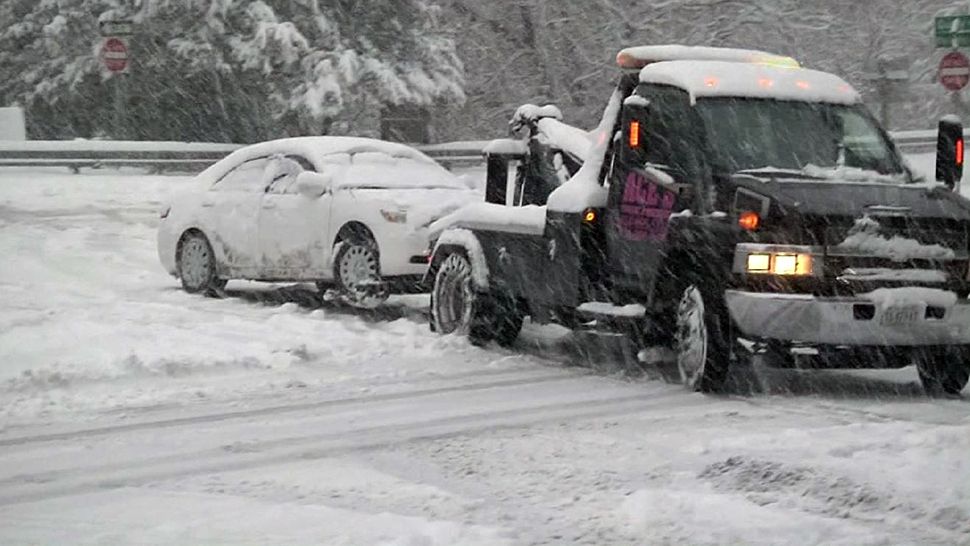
[628,120,640,148]
[583,208,598,224]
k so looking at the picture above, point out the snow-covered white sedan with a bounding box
[158,137,475,301]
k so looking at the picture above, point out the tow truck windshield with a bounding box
[695,98,908,182]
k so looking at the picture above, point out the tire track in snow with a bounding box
[0,387,700,507]
[730,394,970,427]
[0,367,584,448]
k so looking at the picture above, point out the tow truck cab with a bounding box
[429,45,970,395]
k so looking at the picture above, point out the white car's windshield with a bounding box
[696,98,907,181]
[329,154,466,191]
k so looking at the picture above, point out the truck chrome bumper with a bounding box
[725,289,970,346]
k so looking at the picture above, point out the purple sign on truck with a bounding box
[618,170,677,242]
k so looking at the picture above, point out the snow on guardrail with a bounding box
[0,139,242,172]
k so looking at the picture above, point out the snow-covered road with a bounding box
[1,166,968,545]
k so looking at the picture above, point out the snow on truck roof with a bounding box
[616,45,799,70]
[638,60,861,105]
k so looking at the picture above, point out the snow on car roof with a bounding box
[616,45,798,69]
[198,136,442,186]
[638,60,861,105]
[238,136,435,167]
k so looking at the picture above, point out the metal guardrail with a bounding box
[0,130,962,173]
[0,140,241,173]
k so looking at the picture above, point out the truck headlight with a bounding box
[735,244,818,276]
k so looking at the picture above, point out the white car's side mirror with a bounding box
[294,171,331,198]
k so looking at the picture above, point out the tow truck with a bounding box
[426,45,970,395]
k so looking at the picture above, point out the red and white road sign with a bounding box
[940,51,970,91]
[101,37,129,73]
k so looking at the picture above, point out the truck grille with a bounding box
[823,219,968,261]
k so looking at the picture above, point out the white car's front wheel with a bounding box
[177,231,226,297]
[333,236,388,307]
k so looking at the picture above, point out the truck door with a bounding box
[605,86,702,304]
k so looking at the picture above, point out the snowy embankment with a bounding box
[0,166,968,545]
[0,168,528,417]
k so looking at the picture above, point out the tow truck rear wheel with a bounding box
[675,285,732,393]
[431,252,523,347]
[916,346,970,396]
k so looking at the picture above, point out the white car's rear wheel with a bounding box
[177,232,226,296]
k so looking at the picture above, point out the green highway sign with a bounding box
[936,15,970,48]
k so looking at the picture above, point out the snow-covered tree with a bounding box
[437,0,959,139]
[0,0,464,141]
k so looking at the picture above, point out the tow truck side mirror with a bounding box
[935,116,964,190]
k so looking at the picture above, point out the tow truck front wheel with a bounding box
[675,285,732,393]
[431,252,522,347]
[916,347,970,396]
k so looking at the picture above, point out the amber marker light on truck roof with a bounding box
[616,51,642,69]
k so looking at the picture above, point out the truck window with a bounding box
[838,109,899,174]
[696,98,905,178]
[634,85,705,186]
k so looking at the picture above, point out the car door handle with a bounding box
[201,200,214,208]
[262,201,277,209]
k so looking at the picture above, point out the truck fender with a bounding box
[424,228,490,291]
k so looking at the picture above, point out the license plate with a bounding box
[880,305,921,326]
